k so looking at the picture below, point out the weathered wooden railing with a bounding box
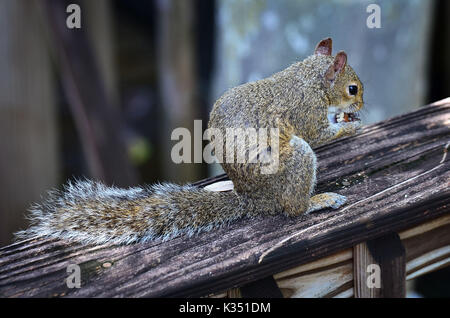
[0,99,449,298]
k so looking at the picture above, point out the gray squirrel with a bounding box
[16,38,364,245]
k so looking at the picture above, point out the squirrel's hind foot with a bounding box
[305,192,347,214]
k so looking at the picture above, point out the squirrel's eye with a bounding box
[348,85,358,96]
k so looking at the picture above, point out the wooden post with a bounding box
[354,233,406,298]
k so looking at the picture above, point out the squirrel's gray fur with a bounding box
[16,180,246,244]
[16,38,364,245]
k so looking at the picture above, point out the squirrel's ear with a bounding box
[315,38,332,56]
[325,51,347,85]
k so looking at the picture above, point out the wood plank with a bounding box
[0,102,449,297]
[277,261,353,298]
[266,216,450,298]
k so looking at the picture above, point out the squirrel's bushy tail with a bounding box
[15,180,248,245]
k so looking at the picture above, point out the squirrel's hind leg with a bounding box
[279,136,347,216]
[277,135,318,216]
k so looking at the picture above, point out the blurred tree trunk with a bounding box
[43,0,138,187]
[0,0,59,246]
[156,0,202,183]
[83,0,120,109]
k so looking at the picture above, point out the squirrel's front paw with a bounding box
[305,192,347,214]
[333,121,362,139]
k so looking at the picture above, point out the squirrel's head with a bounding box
[310,38,364,124]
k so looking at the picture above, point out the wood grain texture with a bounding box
[355,233,406,298]
[0,102,449,298]
[353,242,380,298]
[264,215,450,299]
[276,257,353,298]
